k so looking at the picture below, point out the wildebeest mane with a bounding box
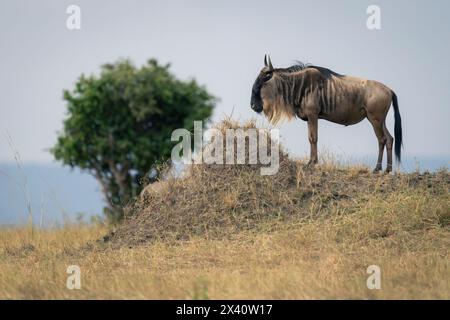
[284,61,344,79]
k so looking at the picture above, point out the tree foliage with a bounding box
[52,59,216,222]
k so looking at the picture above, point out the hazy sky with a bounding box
[1,0,449,167]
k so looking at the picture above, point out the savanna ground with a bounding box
[1,121,449,299]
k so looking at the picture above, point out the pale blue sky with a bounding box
[1,0,449,163]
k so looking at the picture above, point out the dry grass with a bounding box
[0,120,449,299]
[0,201,448,299]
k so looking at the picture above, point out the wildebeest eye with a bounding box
[263,72,272,81]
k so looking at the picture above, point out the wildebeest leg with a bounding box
[383,122,394,173]
[307,116,318,166]
[368,116,386,173]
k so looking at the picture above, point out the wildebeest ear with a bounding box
[267,55,274,71]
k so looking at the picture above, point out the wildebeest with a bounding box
[250,55,402,173]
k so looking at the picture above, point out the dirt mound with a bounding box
[104,120,449,247]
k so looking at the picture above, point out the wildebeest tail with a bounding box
[391,91,402,163]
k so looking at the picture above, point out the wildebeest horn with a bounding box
[267,55,274,70]
[264,54,268,67]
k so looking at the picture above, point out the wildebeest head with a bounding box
[250,54,275,113]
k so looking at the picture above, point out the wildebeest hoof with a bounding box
[373,167,382,174]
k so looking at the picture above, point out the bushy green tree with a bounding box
[52,59,215,223]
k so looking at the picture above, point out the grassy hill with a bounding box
[0,121,449,299]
